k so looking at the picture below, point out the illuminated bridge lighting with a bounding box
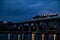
[0,14,60,40]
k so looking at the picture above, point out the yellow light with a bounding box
[54,34,56,40]
[42,34,44,40]
[32,34,35,40]
[18,27,20,29]
[33,27,35,29]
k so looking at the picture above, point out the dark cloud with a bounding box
[0,0,60,22]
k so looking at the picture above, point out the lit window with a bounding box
[31,23,33,26]
[14,24,16,28]
[24,23,29,26]
[19,24,22,26]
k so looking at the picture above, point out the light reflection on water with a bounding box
[0,33,56,40]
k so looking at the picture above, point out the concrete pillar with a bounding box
[32,34,35,40]
[8,33,10,40]
[18,34,20,40]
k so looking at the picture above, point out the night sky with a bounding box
[0,0,60,22]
